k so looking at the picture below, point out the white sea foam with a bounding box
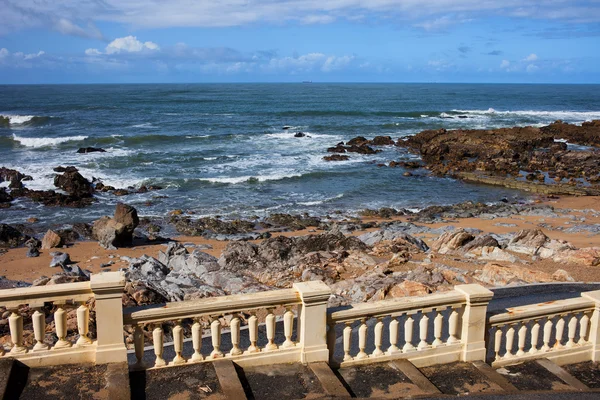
[298,194,344,206]
[201,172,304,184]
[3,115,36,124]
[451,108,600,121]
[12,134,88,148]
[130,123,158,129]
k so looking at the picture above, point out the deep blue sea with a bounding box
[1,83,600,225]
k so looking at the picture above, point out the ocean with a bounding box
[1,83,600,225]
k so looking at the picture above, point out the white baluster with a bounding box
[372,317,384,356]
[230,314,243,356]
[517,323,527,356]
[387,318,400,355]
[566,315,578,348]
[32,308,49,351]
[76,302,92,346]
[265,308,278,351]
[356,318,368,359]
[172,320,186,364]
[53,304,71,349]
[504,324,515,358]
[579,313,590,345]
[542,318,553,351]
[447,307,460,344]
[210,317,223,358]
[282,307,295,348]
[133,324,145,368]
[432,309,444,347]
[153,324,166,367]
[418,312,430,350]
[555,316,565,348]
[529,320,540,354]
[494,327,503,360]
[246,312,260,353]
[343,322,353,361]
[9,308,27,354]
[191,319,203,362]
[403,314,415,352]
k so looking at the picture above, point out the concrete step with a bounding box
[472,360,519,393]
[496,359,590,392]
[13,362,130,400]
[419,361,506,396]
[236,362,327,399]
[336,361,436,398]
[564,361,600,389]
[129,361,225,399]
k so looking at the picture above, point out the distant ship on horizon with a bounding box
[302,80,312,83]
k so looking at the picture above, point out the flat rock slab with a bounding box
[337,362,426,398]
[420,361,503,395]
[130,363,225,400]
[19,363,109,400]
[564,362,600,389]
[497,361,574,392]
[239,363,324,400]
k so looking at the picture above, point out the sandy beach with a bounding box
[2,194,600,285]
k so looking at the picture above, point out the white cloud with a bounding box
[526,63,539,73]
[105,36,159,54]
[500,59,510,69]
[524,53,538,61]
[3,0,600,35]
[264,52,356,73]
[24,51,45,60]
[0,48,9,58]
[85,36,160,56]
[85,48,102,56]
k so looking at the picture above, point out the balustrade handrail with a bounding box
[124,288,301,325]
[488,297,595,325]
[327,290,465,324]
[0,281,93,308]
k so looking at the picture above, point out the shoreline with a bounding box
[2,194,600,285]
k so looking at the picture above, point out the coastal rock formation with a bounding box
[41,230,63,249]
[0,224,29,248]
[77,147,106,154]
[53,166,94,197]
[92,203,139,249]
[0,167,32,189]
[396,121,600,194]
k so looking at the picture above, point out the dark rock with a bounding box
[0,167,31,189]
[264,213,321,231]
[0,224,29,248]
[0,188,12,203]
[114,203,139,244]
[49,252,71,267]
[323,155,349,161]
[347,136,369,146]
[26,247,40,257]
[53,167,93,197]
[112,189,130,196]
[77,147,106,154]
[371,136,395,146]
[462,235,500,252]
[294,132,306,138]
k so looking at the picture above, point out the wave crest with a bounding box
[12,134,88,148]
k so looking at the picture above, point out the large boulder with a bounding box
[0,224,29,248]
[92,217,126,250]
[477,262,553,286]
[41,230,63,249]
[430,229,474,254]
[92,204,139,249]
[53,167,93,197]
[114,203,139,243]
[507,229,549,255]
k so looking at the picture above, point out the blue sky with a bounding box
[1,0,599,83]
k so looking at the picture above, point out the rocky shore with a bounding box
[2,120,600,347]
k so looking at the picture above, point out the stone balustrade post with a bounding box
[582,290,600,362]
[91,272,127,364]
[293,281,331,364]
[455,284,494,362]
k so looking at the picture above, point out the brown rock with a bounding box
[114,203,139,242]
[552,247,600,266]
[386,280,432,298]
[477,262,553,286]
[430,229,474,254]
[41,230,63,249]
